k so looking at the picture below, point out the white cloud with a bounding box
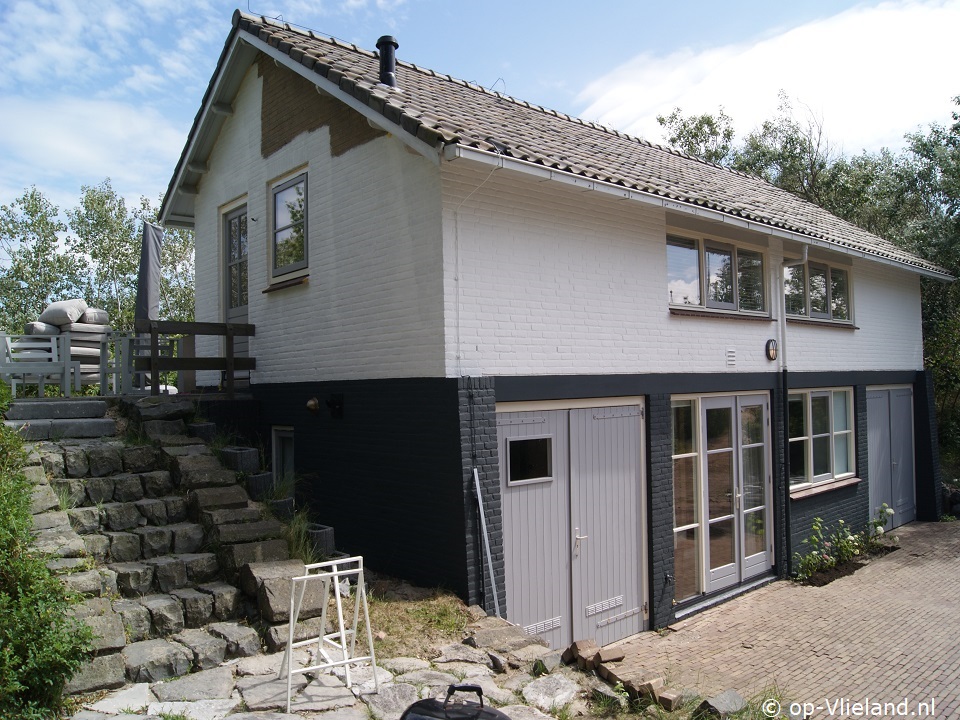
[577,0,960,154]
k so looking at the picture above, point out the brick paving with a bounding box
[615,521,960,718]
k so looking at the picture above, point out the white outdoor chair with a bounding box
[0,333,81,397]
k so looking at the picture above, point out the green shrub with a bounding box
[0,423,93,718]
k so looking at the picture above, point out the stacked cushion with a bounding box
[23,300,113,384]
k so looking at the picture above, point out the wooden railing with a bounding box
[133,320,256,398]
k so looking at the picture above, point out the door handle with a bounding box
[574,527,588,556]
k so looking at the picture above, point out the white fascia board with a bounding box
[445,144,950,281]
[253,40,441,166]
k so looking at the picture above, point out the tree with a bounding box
[0,188,85,333]
[656,106,735,165]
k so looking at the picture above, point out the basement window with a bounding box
[507,436,553,485]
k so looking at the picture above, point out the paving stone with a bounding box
[135,525,173,558]
[61,569,106,597]
[112,473,145,502]
[65,652,126,694]
[220,446,260,473]
[164,494,188,522]
[83,534,110,562]
[174,552,218,583]
[169,522,205,553]
[380,657,431,674]
[174,628,228,670]
[291,673,359,711]
[145,556,188,593]
[52,478,86,508]
[88,683,156,714]
[237,674,308,711]
[199,581,242,620]
[394,669,460,689]
[363,683,419,720]
[123,639,193,682]
[143,470,175,498]
[88,445,123,476]
[433,643,492,666]
[656,688,698,712]
[330,664,392,696]
[296,707,368,720]
[33,526,87,557]
[219,538,290,575]
[33,509,70,531]
[67,506,101,534]
[235,649,309,676]
[139,594,185,635]
[106,531,142,562]
[151,666,236,702]
[499,705,554,720]
[114,598,153,642]
[135,498,168,525]
[62,445,90,477]
[103,502,142,531]
[172,587,214,627]
[521,674,580,712]
[209,621,260,657]
[85,476,116,505]
[123,445,160,473]
[40,450,65,477]
[147,699,241,719]
[31,484,59,514]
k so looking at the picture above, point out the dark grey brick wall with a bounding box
[458,376,506,615]
[787,385,870,573]
[646,394,675,628]
[772,381,788,577]
[914,370,943,520]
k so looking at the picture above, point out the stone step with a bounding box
[188,486,250,518]
[209,518,284,545]
[218,538,290,576]
[5,417,116,440]
[6,398,108,420]
[172,453,237,490]
[199,506,264,529]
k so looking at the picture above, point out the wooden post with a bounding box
[225,324,235,399]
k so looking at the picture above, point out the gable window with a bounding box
[784,262,850,322]
[667,235,766,313]
[788,389,855,486]
[272,173,307,277]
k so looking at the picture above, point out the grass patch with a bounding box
[283,508,322,565]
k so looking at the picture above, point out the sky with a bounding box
[0,0,958,221]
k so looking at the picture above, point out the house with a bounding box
[160,11,948,648]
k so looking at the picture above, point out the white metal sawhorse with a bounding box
[279,555,379,713]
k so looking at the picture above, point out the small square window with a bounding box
[507,436,553,484]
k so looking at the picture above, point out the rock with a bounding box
[112,562,155,596]
[85,476,115,505]
[46,557,89,574]
[112,474,145,502]
[169,522,205,553]
[100,568,119,596]
[151,666,236,702]
[188,422,218,442]
[209,621,261,657]
[83,611,127,653]
[239,559,306,597]
[103,502,141,531]
[173,629,228,670]
[143,419,187,439]
[433,643,491,666]
[220,446,260,474]
[179,553,220,583]
[264,616,331,652]
[331,664,392,695]
[33,526,86,557]
[135,498,168,525]
[188,485,250,515]
[63,446,90,477]
[521,674,580,712]
[466,604,488,621]
[139,594,185,635]
[22,464,47,484]
[30,484,59,514]
[72,597,112,618]
[438,661,493,679]
[114,599,153,642]
[82,534,110,562]
[40,450,65,478]
[213,518,284,545]
[88,445,123,477]
[498,674,535,693]
[88,683,156,714]
[135,526,173,558]
[33,510,70,531]
[135,396,196,422]
[363,682,419,720]
[65,652,126,694]
[218,539,290,575]
[171,587,214,627]
[145,556,188,593]
[469,676,517,705]
[68,506,100,534]
[695,690,747,718]
[499,705,555,720]
[123,445,159,473]
[258,572,325,623]
[106,531,141,562]
[143,470,175,498]
[235,649,309,676]
[123,639,193,683]
[52,477,87,507]
[164,494,188,522]
[198,581,241,620]
[147,699,241,719]
[380,657,431,674]
[394,669,460,689]
[291,674,359,711]
[466,626,546,654]
[237,674,308,712]
[175,454,237,490]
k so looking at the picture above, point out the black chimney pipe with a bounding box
[376,35,399,87]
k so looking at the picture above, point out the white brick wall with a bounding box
[193,64,446,384]
[440,161,925,377]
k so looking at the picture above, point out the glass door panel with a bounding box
[739,400,772,578]
[702,399,737,590]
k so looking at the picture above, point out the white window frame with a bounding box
[506,434,554,486]
[272,426,295,487]
[784,261,852,323]
[667,234,767,315]
[788,388,855,488]
[271,172,308,279]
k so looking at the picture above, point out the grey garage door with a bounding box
[867,388,916,529]
[498,405,647,649]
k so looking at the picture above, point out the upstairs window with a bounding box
[784,262,850,322]
[272,173,307,277]
[667,235,766,313]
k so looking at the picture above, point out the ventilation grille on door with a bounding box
[524,616,561,635]
[585,595,624,617]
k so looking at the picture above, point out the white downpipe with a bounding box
[779,245,808,373]
[474,467,502,618]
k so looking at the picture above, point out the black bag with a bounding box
[400,685,512,720]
